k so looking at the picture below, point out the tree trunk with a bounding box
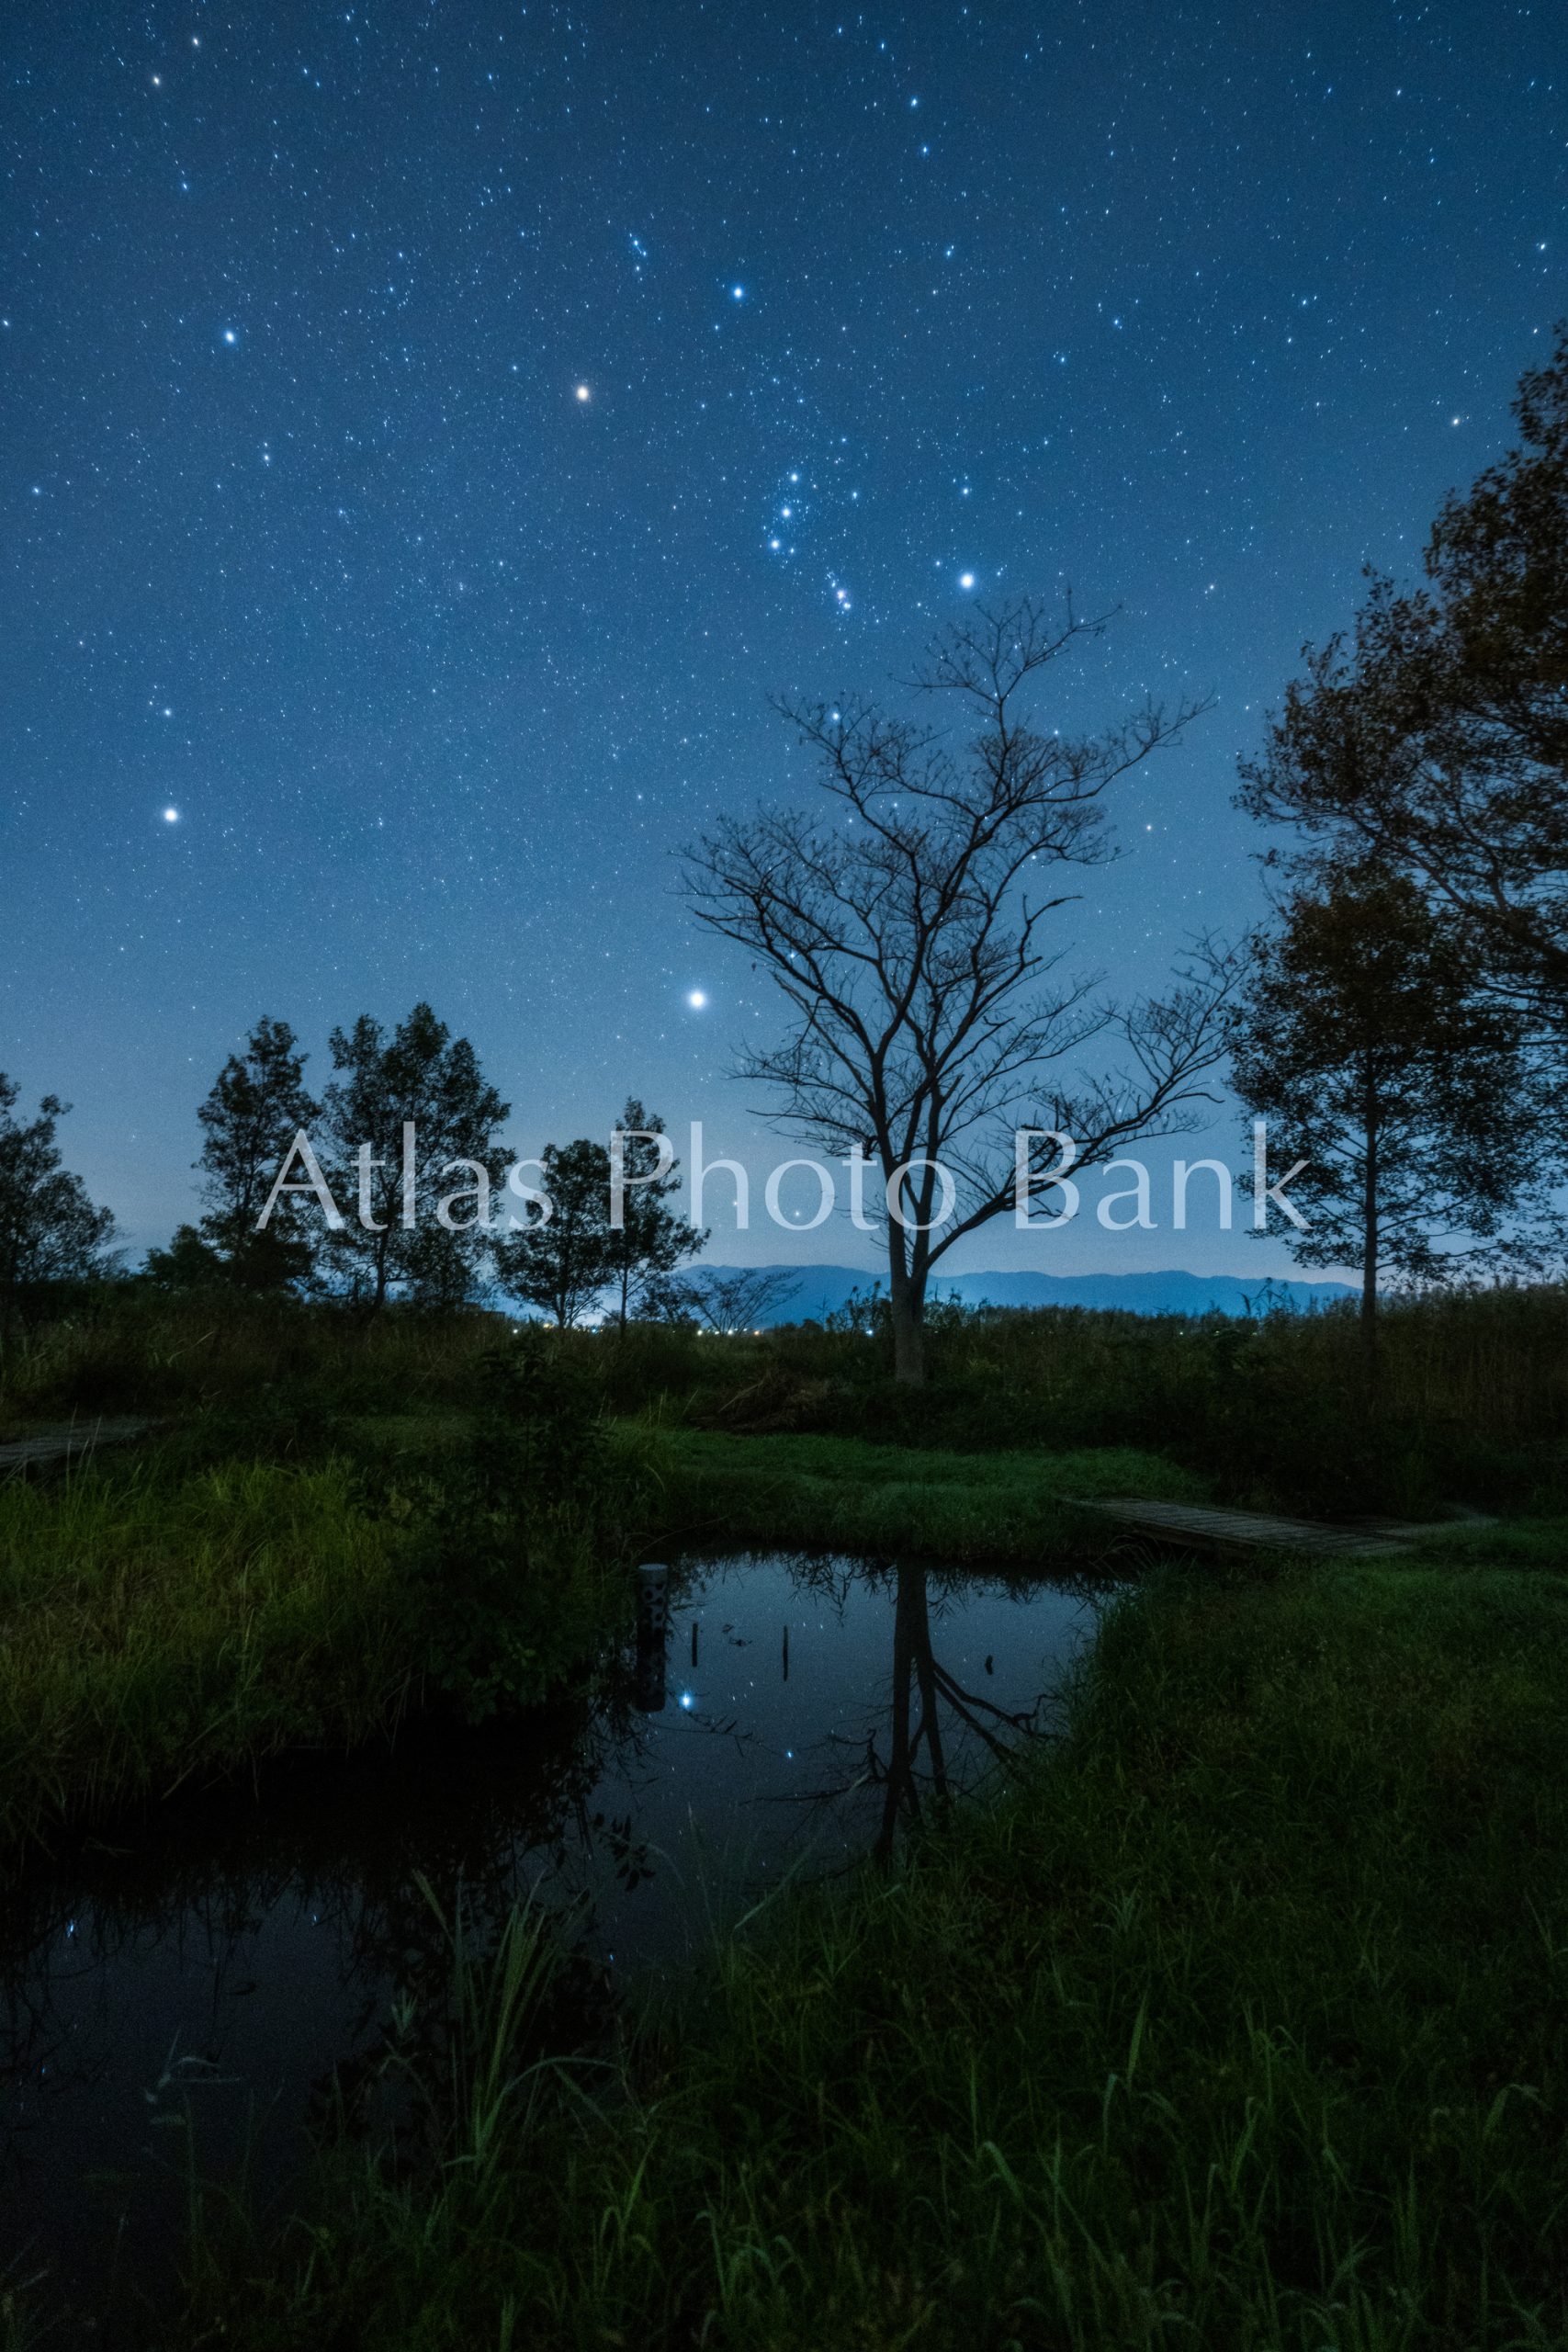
[886,1238,925,1385]
[905,1564,948,1806]
[1359,1079,1379,1388]
[875,1562,920,1863]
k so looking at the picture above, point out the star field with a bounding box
[2,0,1564,1262]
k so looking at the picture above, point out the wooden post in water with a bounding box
[635,1563,669,1713]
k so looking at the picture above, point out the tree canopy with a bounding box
[1238,324,1568,1061]
[494,1136,615,1327]
[0,1077,118,1320]
[1230,869,1540,1351]
[604,1098,704,1329]
[189,1014,320,1288]
[318,1003,510,1307]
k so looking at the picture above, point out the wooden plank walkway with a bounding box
[1071,1497,1414,1559]
[0,1416,158,1475]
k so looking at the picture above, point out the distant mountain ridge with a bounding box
[712,1265,1356,1324]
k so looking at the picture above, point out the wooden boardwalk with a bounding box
[1072,1496,1416,1559]
[0,1416,158,1476]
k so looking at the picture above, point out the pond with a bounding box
[0,1549,1111,2328]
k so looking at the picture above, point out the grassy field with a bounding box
[0,1451,415,1861]
[642,1426,1208,1560]
[175,1554,1568,2350]
[6,1280,1568,1517]
[0,1366,641,1865]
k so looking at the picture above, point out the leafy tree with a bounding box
[143,1223,226,1289]
[494,1137,614,1326]
[0,1077,118,1322]
[604,1098,704,1329]
[191,1014,319,1288]
[1237,326,1568,1069]
[684,595,1236,1383]
[1230,870,1540,1364]
[317,1003,510,1307]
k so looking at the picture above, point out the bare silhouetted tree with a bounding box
[658,1265,801,1332]
[684,597,1236,1382]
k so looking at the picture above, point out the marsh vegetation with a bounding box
[1,1283,1565,2343]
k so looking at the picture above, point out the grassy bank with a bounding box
[0,1353,643,1865]
[173,1554,1568,2349]
[643,1427,1207,1561]
[6,1283,1568,1518]
[0,1420,1175,1864]
[0,1452,416,1860]
[641,1283,1568,1517]
[4,1287,1568,2340]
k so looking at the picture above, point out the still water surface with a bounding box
[1,1548,1109,2322]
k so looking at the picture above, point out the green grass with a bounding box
[6,1290,1568,2339]
[0,1388,1201,1871]
[0,1423,1186,1864]
[0,1293,516,1435]
[640,1428,1208,1562]
[0,1422,635,1866]
[174,1555,1568,2350]
[1407,1517,1568,1569]
[626,1283,1568,1516]
[9,1281,1568,1518]
[0,1450,421,1861]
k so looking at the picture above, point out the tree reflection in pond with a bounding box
[0,1548,1107,2324]
[723,1555,1084,1868]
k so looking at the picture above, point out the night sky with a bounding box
[3,1,1564,1272]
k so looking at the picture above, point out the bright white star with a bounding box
[575,383,591,401]
[959,571,976,590]
[163,808,179,823]
[687,989,707,1009]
